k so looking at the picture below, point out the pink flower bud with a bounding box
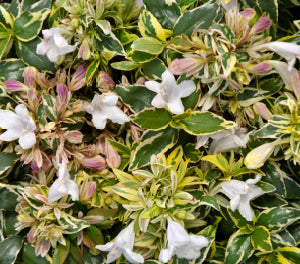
[97,71,115,92]
[64,130,83,144]
[253,102,272,119]
[251,17,272,34]
[240,8,256,20]
[81,155,106,170]
[3,80,27,92]
[169,58,200,76]
[27,227,37,243]
[79,39,91,60]
[57,83,69,105]
[23,67,37,88]
[35,238,51,257]
[251,63,272,74]
[136,77,147,86]
[71,65,88,91]
[291,71,300,100]
[105,141,121,168]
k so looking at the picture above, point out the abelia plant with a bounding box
[0,0,300,264]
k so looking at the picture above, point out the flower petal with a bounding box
[102,106,129,125]
[96,242,114,251]
[92,111,107,129]
[167,219,189,246]
[48,180,65,202]
[221,180,247,198]
[19,131,36,149]
[167,98,185,114]
[145,80,161,93]
[0,129,22,141]
[177,80,196,98]
[151,94,167,108]
[123,248,144,264]
[65,180,79,201]
[230,195,240,211]
[0,110,19,129]
[159,248,174,263]
[238,195,255,221]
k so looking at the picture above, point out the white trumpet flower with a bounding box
[0,104,36,149]
[145,70,196,114]
[37,28,76,62]
[96,222,144,264]
[159,218,209,263]
[219,175,263,221]
[48,162,79,202]
[85,94,130,130]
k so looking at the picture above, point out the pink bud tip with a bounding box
[240,8,256,19]
[252,17,272,34]
[81,156,106,170]
[252,63,272,73]
[4,80,27,92]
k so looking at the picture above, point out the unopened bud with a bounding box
[81,155,106,170]
[64,130,83,144]
[97,71,115,92]
[4,80,28,92]
[244,142,275,169]
[240,8,256,20]
[71,65,88,91]
[291,71,300,100]
[23,67,37,88]
[79,40,91,60]
[253,102,272,119]
[251,17,272,34]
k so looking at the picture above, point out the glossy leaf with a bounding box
[173,3,220,37]
[251,226,272,252]
[0,236,23,264]
[131,108,172,130]
[129,127,179,170]
[114,85,156,113]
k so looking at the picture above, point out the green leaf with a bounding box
[0,153,18,178]
[53,240,70,264]
[94,27,125,56]
[0,6,13,28]
[171,111,235,135]
[257,0,278,23]
[69,241,84,264]
[114,85,156,113]
[0,59,26,81]
[283,174,300,199]
[183,143,202,163]
[127,49,157,63]
[211,24,235,42]
[257,207,300,233]
[15,38,55,72]
[85,60,100,84]
[0,236,23,264]
[252,194,288,209]
[142,58,167,80]
[138,10,172,42]
[173,3,220,37]
[251,226,272,252]
[0,184,19,210]
[14,9,49,41]
[21,0,52,13]
[221,52,237,77]
[0,36,12,59]
[131,108,172,130]
[143,0,181,29]
[112,181,140,201]
[225,231,254,264]
[142,205,162,218]
[111,61,140,71]
[131,37,165,55]
[3,211,19,236]
[58,212,90,234]
[256,181,276,193]
[277,247,300,263]
[129,127,178,170]
[228,208,254,229]
[200,194,220,211]
[202,154,229,174]
[182,86,201,111]
[82,246,104,264]
[261,163,286,196]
